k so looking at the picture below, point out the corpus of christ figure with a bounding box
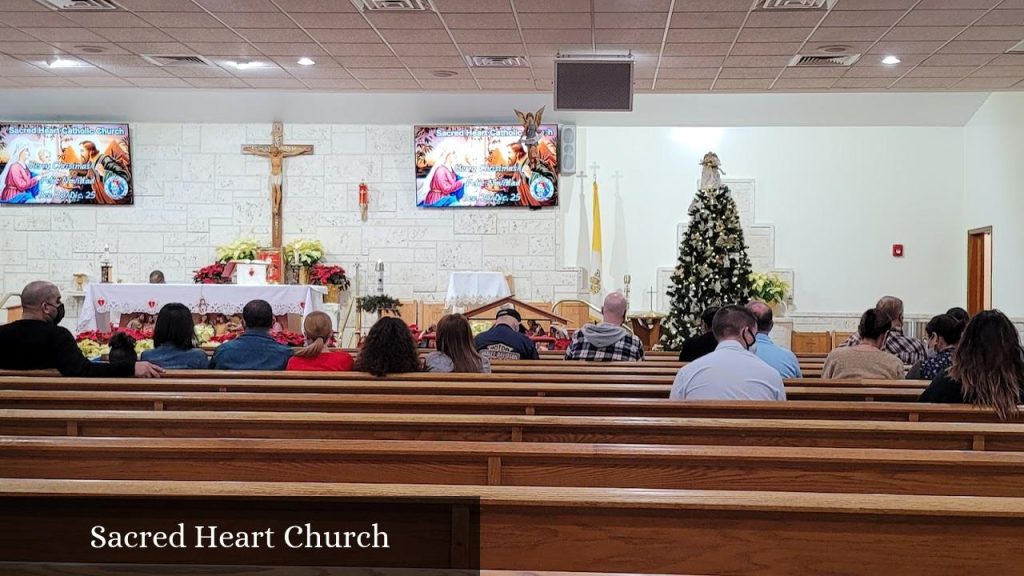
[241,121,314,248]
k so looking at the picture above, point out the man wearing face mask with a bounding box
[0,281,164,378]
[669,304,786,401]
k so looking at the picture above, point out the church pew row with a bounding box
[4,436,1024,497]
[2,478,1021,576]
[0,569,691,576]
[1,409,1020,450]
[0,376,924,401]
[0,390,1005,422]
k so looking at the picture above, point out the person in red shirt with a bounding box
[286,311,353,372]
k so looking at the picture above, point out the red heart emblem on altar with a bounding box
[96,298,105,307]
[299,302,305,309]
[148,300,157,309]
[248,268,255,277]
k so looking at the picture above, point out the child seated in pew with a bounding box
[106,332,137,365]
[424,314,491,374]
[287,311,353,372]
[919,310,1024,420]
[354,316,421,377]
[141,303,209,369]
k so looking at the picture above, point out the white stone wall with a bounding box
[0,123,580,328]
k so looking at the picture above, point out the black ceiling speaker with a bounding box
[554,55,634,112]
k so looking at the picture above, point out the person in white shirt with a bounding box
[670,304,787,401]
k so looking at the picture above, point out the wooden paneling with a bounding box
[791,332,831,354]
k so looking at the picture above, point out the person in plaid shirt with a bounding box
[840,296,927,365]
[564,292,645,362]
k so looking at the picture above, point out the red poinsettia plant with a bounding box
[75,327,154,343]
[208,330,336,348]
[308,264,351,290]
[193,263,229,284]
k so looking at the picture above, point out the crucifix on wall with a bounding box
[241,121,314,248]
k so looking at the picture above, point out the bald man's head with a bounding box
[745,301,773,333]
[602,292,628,325]
[20,281,61,322]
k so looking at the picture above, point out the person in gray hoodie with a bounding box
[564,292,645,362]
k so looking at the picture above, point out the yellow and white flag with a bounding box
[589,177,603,299]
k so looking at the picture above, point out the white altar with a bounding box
[76,283,327,332]
[445,271,511,309]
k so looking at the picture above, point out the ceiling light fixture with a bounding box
[47,56,82,68]
[297,57,315,66]
[882,55,901,65]
[228,60,263,70]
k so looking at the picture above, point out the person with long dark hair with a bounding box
[920,310,1024,420]
[354,316,421,377]
[425,314,491,373]
[107,332,137,365]
[141,303,209,369]
[287,311,353,372]
[823,308,905,379]
[907,313,964,380]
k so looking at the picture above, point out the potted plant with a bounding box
[215,238,266,285]
[749,272,791,316]
[193,263,230,284]
[309,263,351,304]
[357,294,402,318]
[283,239,325,284]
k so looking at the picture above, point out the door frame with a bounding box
[967,226,993,315]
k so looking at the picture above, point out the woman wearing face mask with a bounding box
[906,314,964,380]
[822,308,906,379]
[0,280,164,378]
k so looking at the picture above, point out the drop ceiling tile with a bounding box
[0,28,45,42]
[906,65,978,77]
[321,42,393,56]
[831,0,916,9]
[900,10,986,26]
[0,41,57,54]
[291,13,367,28]
[467,67,533,79]
[0,62,52,77]
[156,27,239,43]
[737,28,814,43]
[958,26,1024,41]
[391,42,459,56]
[275,0,358,11]
[654,78,713,90]
[731,42,804,56]
[717,67,781,79]
[843,65,908,77]
[96,65,172,78]
[451,29,522,43]
[534,78,554,89]
[594,29,664,43]
[597,42,662,55]
[663,42,733,56]
[185,42,261,56]
[337,56,406,68]
[781,65,849,78]
[478,78,535,90]
[970,65,1024,77]
[279,64,353,78]
[72,76,134,87]
[987,54,1024,65]
[773,77,836,89]
[93,27,176,42]
[253,43,327,57]
[50,42,131,55]
[523,29,591,43]
[519,12,590,29]
[461,43,531,55]
[312,30,383,43]
[216,12,296,28]
[884,26,962,41]
[670,11,747,28]
[219,64,290,77]
[379,28,452,44]
[116,0,204,11]
[1,12,72,27]
[20,27,108,42]
[675,0,752,10]
[432,0,509,11]
[139,12,226,28]
[832,77,893,88]
[915,0,1000,8]
[724,55,793,68]
[666,28,738,43]
[822,10,906,27]
[869,40,947,54]
[184,77,248,88]
[516,0,588,11]
[594,12,667,28]
[939,40,1021,53]
[656,67,719,79]
[349,67,412,80]
[196,0,281,11]
[977,10,1024,27]
[0,0,49,10]
[129,77,193,88]
[78,54,154,67]
[415,78,479,90]
[166,66,233,78]
[365,12,443,28]
[233,27,310,43]
[596,0,670,11]
[745,11,823,28]
[923,53,995,66]
[302,78,365,90]
[361,78,421,89]
[894,77,959,88]
[658,55,725,68]
[808,26,889,42]
[400,56,467,67]
[16,77,79,87]
[714,78,773,90]
[999,0,1024,6]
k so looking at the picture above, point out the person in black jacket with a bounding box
[0,281,163,378]
[678,306,720,362]
[919,310,1024,420]
[474,308,539,361]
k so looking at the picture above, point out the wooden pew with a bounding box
[0,390,998,422]
[2,570,688,576]
[3,478,1022,576]
[5,436,1024,497]
[0,375,925,402]
[2,409,1020,450]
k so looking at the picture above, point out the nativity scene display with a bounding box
[414,109,559,208]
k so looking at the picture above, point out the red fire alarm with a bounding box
[892,244,904,258]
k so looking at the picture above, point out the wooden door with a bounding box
[967,227,992,315]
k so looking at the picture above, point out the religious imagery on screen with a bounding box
[415,124,558,208]
[0,123,132,205]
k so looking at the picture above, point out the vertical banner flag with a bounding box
[589,176,603,299]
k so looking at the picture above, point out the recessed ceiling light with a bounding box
[431,70,458,77]
[47,56,83,68]
[297,57,315,66]
[882,55,901,65]
[228,60,263,70]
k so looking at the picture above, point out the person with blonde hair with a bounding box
[287,311,352,372]
[425,314,491,373]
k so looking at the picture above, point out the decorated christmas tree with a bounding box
[661,152,753,350]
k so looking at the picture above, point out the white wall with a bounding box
[964,92,1024,317]
[565,126,967,316]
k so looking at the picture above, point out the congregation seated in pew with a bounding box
[919,309,1024,420]
[839,295,927,365]
[564,292,644,362]
[823,309,906,380]
[677,306,719,362]
[746,301,801,378]
[0,280,163,378]
[354,316,421,377]
[474,308,540,361]
[106,332,137,364]
[287,311,353,372]
[140,303,209,369]
[425,314,491,374]
[907,313,964,380]
[670,305,786,401]
[209,299,292,371]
